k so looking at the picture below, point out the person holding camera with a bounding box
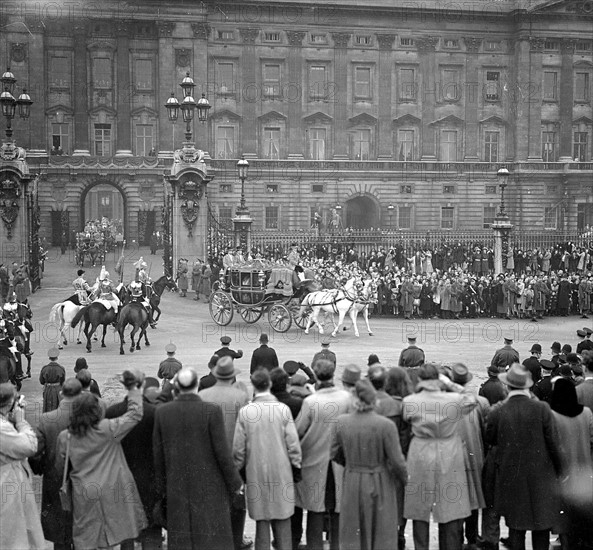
[55,369,147,550]
[0,383,45,549]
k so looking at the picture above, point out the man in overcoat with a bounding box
[153,368,243,550]
[39,348,66,412]
[490,335,519,370]
[214,335,244,361]
[485,364,562,550]
[249,333,279,374]
[398,336,425,368]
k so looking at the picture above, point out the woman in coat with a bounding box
[0,384,45,549]
[200,262,212,302]
[550,379,593,549]
[440,278,452,318]
[331,380,407,550]
[191,259,202,300]
[56,380,147,549]
[402,364,478,550]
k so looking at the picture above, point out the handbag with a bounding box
[59,432,72,512]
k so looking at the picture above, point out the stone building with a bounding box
[0,0,592,255]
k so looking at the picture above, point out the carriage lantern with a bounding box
[258,270,265,287]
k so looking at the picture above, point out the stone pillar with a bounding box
[492,218,513,275]
[192,23,211,154]
[463,37,482,161]
[331,32,350,159]
[527,38,544,161]
[239,28,259,159]
[233,215,253,252]
[115,22,132,156]
[417,37,439,160]
[286,31,306,159]
[157,22,175,157]
[377,34,395,160]
[27,21,46,156]
[559,39,575,161]
[72,25,90,156]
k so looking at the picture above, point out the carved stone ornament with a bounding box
[331,33,351,49]
[239,28,259,44]
[529,37,545,52]
[157,22,175,38]
[0,178,21,240]
[416,36,439,53]
[175,49,191,68]
[179,180,203,237]
[11,43,27,63]
[0,142,26,161]
[191,23,211,40]
[463,37,482,53]
[376,34,396,51]
[173,146,206,165]
[560,39,576,54]
[286,31,306,47]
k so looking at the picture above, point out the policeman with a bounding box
[214,335,243,360]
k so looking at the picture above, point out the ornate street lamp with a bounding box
[236,155,249,214]
[0,68,32,141]
[497,167,510,218]
[387,203,395,229]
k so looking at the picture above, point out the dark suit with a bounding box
[153,394,242,550]
[250,344,279,374]
[533,376,554,404]
[576,340,593,354]
[198,372,217,392]
[272,390,303,420]
[215,347,244,360]
[398,345,425,368]
[490,345,520,369]
[522,356,542,384]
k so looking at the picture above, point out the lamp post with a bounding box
[0,68,32,141]
[236,155,249,215]
[387,203,395,229]
[492,166,513,275]
[497,167,510,219]
[233,155,252,252]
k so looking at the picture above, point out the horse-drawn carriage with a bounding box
[75,220,119,267]
[209,261,316,332]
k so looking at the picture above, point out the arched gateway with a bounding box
[344,195,381,229]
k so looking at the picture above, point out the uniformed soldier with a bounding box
[398,336,426,368]
[2,291,19,321]
[214,335,244,360]
[311,337,336,371]
[157,342,183,385]
[129,280,157,329]
[97,266,121,313]
[39,348,66,413]
[72,269,92,305]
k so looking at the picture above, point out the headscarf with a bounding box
[550,378,584,418]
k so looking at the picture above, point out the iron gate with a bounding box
[27,189,41,292]
[161,193,173,277]
[207,203,233,261]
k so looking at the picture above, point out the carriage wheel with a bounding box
[268,304,292,333]
[291,303,312,329]
[209,291,234,326]
[239,307,264,324]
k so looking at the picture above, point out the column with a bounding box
[192,23,211,153]
[27,21,46,155]
[377,34,395,159]
[331,32,350,159]
[72,24,90,156]
[417,36,439,160]
[527,38,544,161]
[115,22,132,156]
[463,37,482,160]
[239,28,259,159]
[559,39,575,161]
[157,22,175,157]
[286,31,306,159]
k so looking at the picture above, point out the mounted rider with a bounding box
[130,262,157,329]
[72,269,92,305]
[95,266,121,315]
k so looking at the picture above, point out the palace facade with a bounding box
[1,0,592,246]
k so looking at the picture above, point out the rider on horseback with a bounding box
[95,266,121,325]
[134,258,157,328]
[72,269,92,305]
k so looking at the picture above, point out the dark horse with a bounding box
[143,275,178,324]
[117,302,150,355]
[71,287,128,353]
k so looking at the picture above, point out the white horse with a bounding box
[49,301,85,349]
[301,278,376,337]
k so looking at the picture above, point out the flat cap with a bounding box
[165,343,177,353]
[220,336,232,345]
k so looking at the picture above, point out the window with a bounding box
[267,184,278,193]
[399,206,412,229]
[354,67,372,100]
[216,126,235,159]
[262,64,281,98]
[218,30,234,41]
[355,35,371,46]
[262,127,281,159]
[94,123,112,156]
[309,65,328,100]
[574,132,588,161]
[542,131,557,162]
[350,129,371,160]
[544,40,559,51]
[575,72,591,102]
[443,39,459,49]
[440,130,458,161]
[135,59,153,91]
[312,184,324,193]
[93,58,112,89]
[51,123,69,153]
[578,203,593,231]
[442,69,460,101]
[484,131,500,162]
[135,124,153,156]
[544,207,558,230]
[441,207,454,229]
[576,41,592,52]
[484,41,501,51]
[216,62,234,94]
[485,185,498,194]
[308,128,326,160]
[264,32,281,42]
[220,184,232,193]
[311,33,327,44]
[483,206,497,228]
[218,206,233,229]
[265,206,279,229]
[400,37,414,47]
[543,71,558,101]
[401,185,413,194]
[443,185,455,194]
[485,71,500,101]
[397,129,415,161]
[399,68,416,100]
[50,56,70,89]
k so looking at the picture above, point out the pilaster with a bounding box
[527,37,544,161]
[331,32,350,159]
[115,21,132,156]
[463,37,482,160]
[377,34,395,159]
[559,39,575,161]
[417,36,439,160]
[72,25,90,156]
[157,22,176,157]
[286,31,306,159]
[239,28,259,158]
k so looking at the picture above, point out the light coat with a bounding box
[233,393,301,520]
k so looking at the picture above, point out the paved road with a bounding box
[21,246,573,548]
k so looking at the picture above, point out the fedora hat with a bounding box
[341,364,361,386]
[498,364,533,389]
[451,363,473,385]
[214,356,240,380]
